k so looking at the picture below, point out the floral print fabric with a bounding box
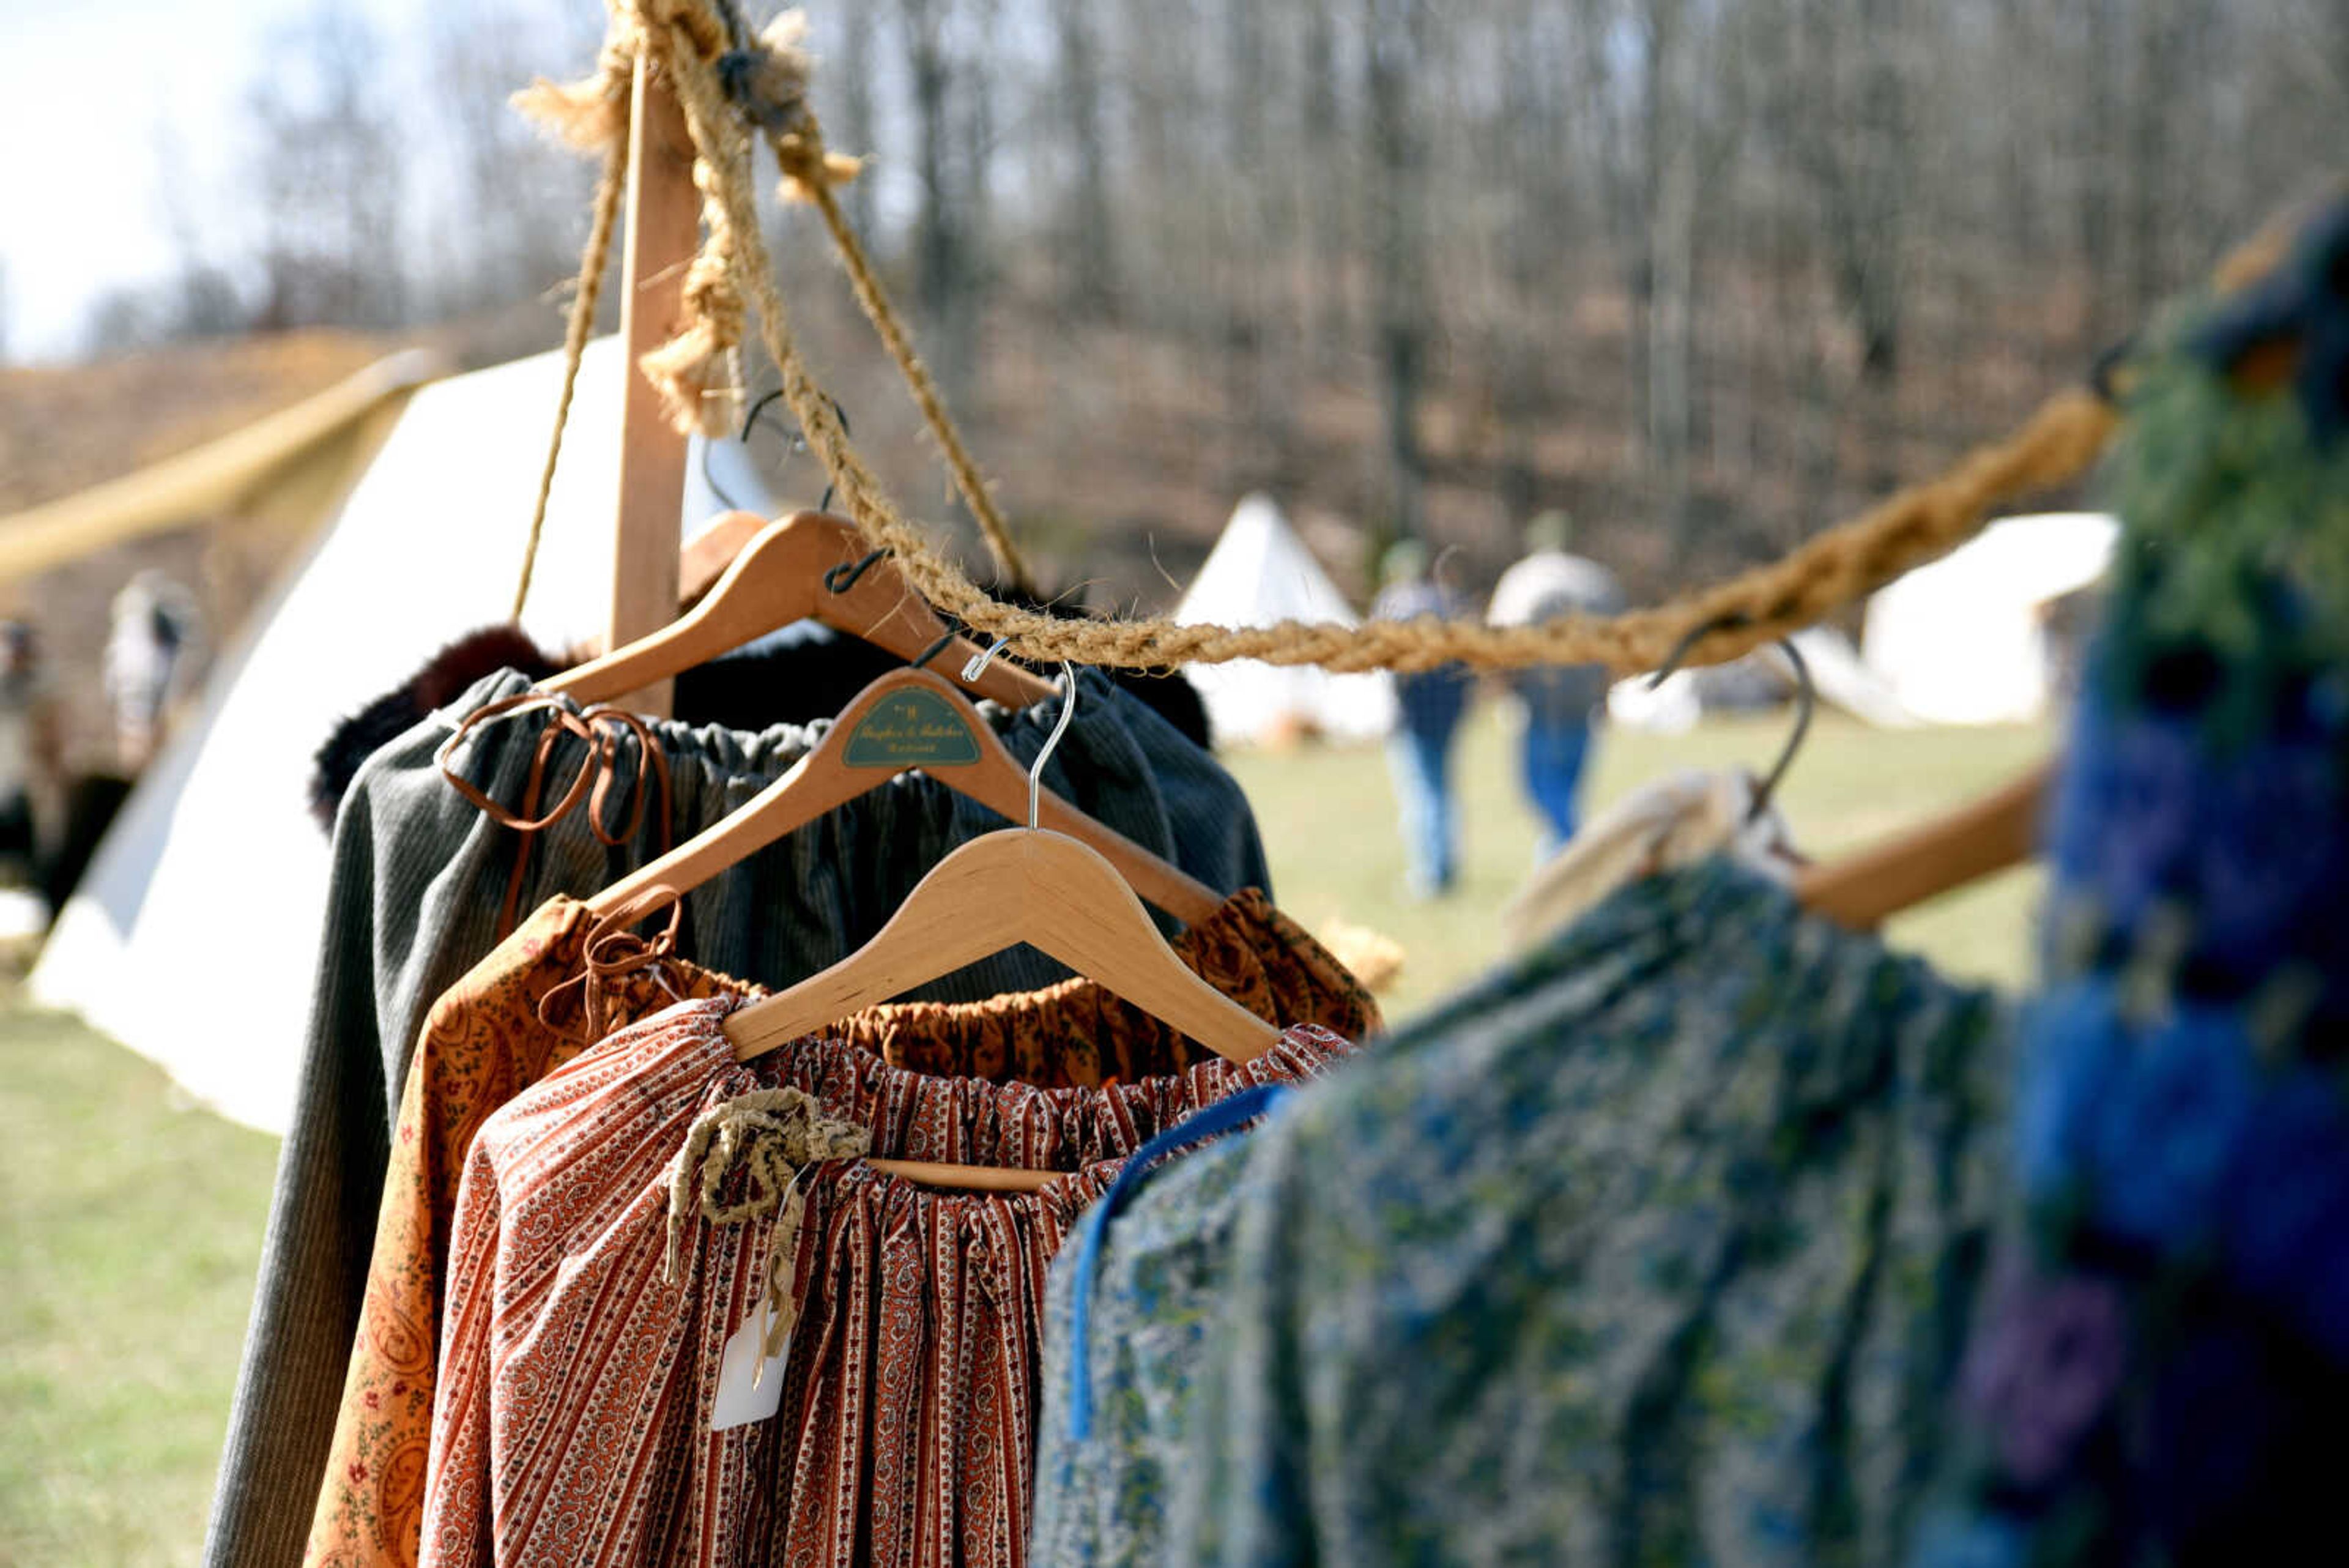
[418,997,1356,1568]
[1910,203,2349,1568]
[307,891,1376,1568]
[1169,858,2009,1568]
[1029,1099,1288,1567]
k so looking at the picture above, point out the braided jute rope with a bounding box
[599,1,2149,675]
[511,116,633,622]
[513,3,1034,601]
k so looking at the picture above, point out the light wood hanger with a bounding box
[721,661,1281,1191]
[588,663,1223,925]
[547,510,1058,712]
[740,831,1278,1193]
[675,509,771,608]
[727,829,1280,1064]
[1796,761,2049,929]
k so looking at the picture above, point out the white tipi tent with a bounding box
[29,339,777,1132]
[1172,494,1393,745]
[1863,512,2116,725]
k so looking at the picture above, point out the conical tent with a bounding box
[1172,493,1394,746]
[28,338,776,1132]
[1863,512,2116,725]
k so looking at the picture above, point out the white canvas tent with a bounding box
[1172,494,1393,745]
[1863,511,2116,725]
[28,339,777,1132]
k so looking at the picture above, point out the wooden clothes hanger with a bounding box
[546,510,1058,713]
[675,509,771,608]
[587,662,1223,926]
[1794,762,2047,929]
[1631,622,2049,931]
[719,657,1282,1191]
[728,831,1281,1063]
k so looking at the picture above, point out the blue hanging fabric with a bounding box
[1913,195,2349,1568]
[1064,1082,1292,1441]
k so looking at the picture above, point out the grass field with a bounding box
[0,1000,278,1567]
[1226,707,2050,1015]
[0,710,2049,1564]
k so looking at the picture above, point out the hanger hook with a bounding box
[1646,613,1814,824]
[1753,638,1813,823]
[703,385,800,513]
[964,636,1074,830]
[823,548,889,595]
[910,628,960,672]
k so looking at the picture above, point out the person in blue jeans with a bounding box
[1371,541,1474,897]
[1486,511,1622,858]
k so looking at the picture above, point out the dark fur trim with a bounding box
[308,626,564,831]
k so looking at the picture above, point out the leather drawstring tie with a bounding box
[539,883,692,1044]
[436,691,678,939]
[666,1084,872,1363]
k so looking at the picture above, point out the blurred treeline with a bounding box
[72,0,2349,593]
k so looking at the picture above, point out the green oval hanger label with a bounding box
[843,686,983,768]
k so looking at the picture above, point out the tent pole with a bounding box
[607,53,697,719]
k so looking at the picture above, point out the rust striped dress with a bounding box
[418,995,1356,1567]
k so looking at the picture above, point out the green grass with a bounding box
[0,713,2050,1563]
[1226,708,2051,1017]
[0,998,279,1568]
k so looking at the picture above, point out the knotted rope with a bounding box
[508,41,634,622]
[531,1,2297,676]
[666,1083,872,1360]
[512,2,1034,607]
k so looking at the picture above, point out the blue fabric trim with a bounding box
[1067,1082,1292,1440]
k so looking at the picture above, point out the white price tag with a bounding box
[710,1317,790,1431]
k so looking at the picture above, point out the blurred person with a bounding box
[0,620,65,886]
[104,569,202,771]
[1372,538,1475,897]
[1488,510,1624,856]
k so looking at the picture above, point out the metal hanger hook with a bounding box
[1646,614,1814,823]
[963,636,1074,830]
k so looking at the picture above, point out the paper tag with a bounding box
[710,1317,790,1431]
[842,687,983,769]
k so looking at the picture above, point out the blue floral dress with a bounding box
[1911,199,2349,1568]
[1030,1085,1299,1567]
[1165,858,2009,1567]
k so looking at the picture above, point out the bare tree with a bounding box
[70,0,2345,601]
[1051,0,1116,317]
[836,0,882,242]
[899,0,981,395]
[1364,0,1431,539]
[247,1,409,332]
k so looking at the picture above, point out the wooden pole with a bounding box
[608,55,699,718]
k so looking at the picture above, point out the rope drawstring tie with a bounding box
[436,691,677,938]
[538,883,691,1044]
[665,1087,872,1364]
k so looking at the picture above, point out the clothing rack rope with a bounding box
[513,4,1035,604]
[530,1,2286,676]
[510,87,633,622]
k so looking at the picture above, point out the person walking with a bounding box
[1488,511,1623,856]
[1371,539,1475,897]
